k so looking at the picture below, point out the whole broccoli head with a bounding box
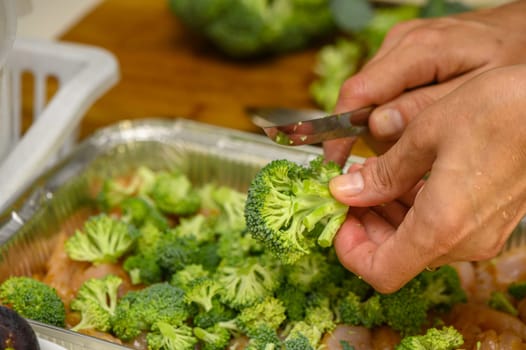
[169,0,335,58]
[64,213,137,264]
[395,326,464,350]
[245,156,348,264]
[146,322,197,350]
[70,275,122,332]
[0,276,66,328]
[112,283,192,341]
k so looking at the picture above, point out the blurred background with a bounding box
[14,0,513,158]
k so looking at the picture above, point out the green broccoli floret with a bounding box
[0,276,66,327]
[121,196,168,230]
[70,275,122,332]
[379,278,429,336]
[64,214,137,264]
[338,291,384,328]
[156,233,200,276]
[284,251,331,292]
[123,253,163,285]
[488,291,518,316]
[150,170,201,216]
[194,324,231,350]
[275,284,308,321]
[146,322,197,350]
[112,283,192,341]
[212,186,247,234]
[508,281,526,300]
[236,296,287,334]
[284,321,323,350]
[304,299,336,334]
[193,300,237,329]
[97,166,157,210]
[395,326,464,350]
[245,156,348,264]
[172,264,221,312]
[283,333,314,350]
[245,324,282,350]
[172,214,216,243]
[217,229,263,265]
[216,257,279,308]
[419,265,467,312]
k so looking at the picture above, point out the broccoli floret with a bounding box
[338,291,384,328]
[275,284,308,321]
[379,278,428,336]
[216,257,279,308]
[217,229,263,265]
[304,299,336,334]
[419,265,467,312]
[508,281,526,300]
[395,326,464,350]
[284,321,323,350]
[172,265,221,312]
[194,324,231,350]
[123,253,163,285]
[193,300,237,329]
[245,156,348,264]
[283,333,314,350]
[0,276,66,327]
[236,296,287,334]
[156,233,200,276]
[284,251,331,292]
[211,186,247,234]
[146,322,197,350]
[150,171,201,216]
[488,291,518,316]
[121,196,168,230]
[112,283,192,341]
[64,214,137,264]
[70,275,122,332]
[135,221,164,256]
[97,166,157,210]
[172,214,216,243]
[245,324,282,350]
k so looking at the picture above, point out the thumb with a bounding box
[330,117,437,207]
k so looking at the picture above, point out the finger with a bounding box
[329,116,437,207]
[371,200,408,228]
[368,73,477,140]
[323,137,357,167]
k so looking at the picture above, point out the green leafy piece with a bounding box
[488,291,518,316]
[0,276,66,328]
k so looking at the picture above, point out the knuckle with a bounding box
[339,75,370,102]
[400,26,445,49]
[369,157,396,192]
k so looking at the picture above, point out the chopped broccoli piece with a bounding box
[64,213,137,264]
[236,296,287,334]
[146,322,197,350]
[283,332,314,350]
[112,283,192,341]
[419,265,467,312]
[275,284,308,321]
[193,300,237,329]
[70,275,122,332]
[216,257,279,308]
[217,229,263,265]
[245,156,348,264]
[194,324,231,350]
[0,276,66,328]
[338,291,384,328]
[123,253,163,285]
[150,171,201,216]
[121,196,168,230]
[156,233,200,276]
[172,214,216,243]
[488,291,518,316]
[284,251,331,292]
[172,265,221,312]
[395,326,464,350]
[245,324,282,350]
[284,321,323,350]
[211,186,247,234]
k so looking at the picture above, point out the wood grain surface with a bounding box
[59,0,375,157]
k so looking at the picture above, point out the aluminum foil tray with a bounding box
[0,118,365,350]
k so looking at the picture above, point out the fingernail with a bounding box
[331,172,364,197]
[372,108,404,137]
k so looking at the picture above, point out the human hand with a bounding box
[324,0,526,165]
[329,65,526,293]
